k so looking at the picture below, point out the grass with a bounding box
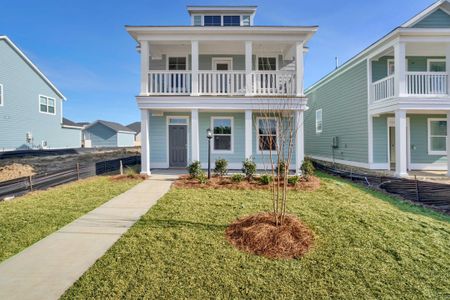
[0,176,142,263]
[63,173,450,299]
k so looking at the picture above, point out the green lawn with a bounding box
[63,173,450,299]
[0,176,142,262]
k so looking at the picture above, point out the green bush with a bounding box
[187,161,202,179]
[288,175,300,185]
[259,174,273,185]
[214,158,228,177]
[231,173,245,183]
[277,160,287,177]
[242,158,256,180]
[301,158,315,178]
[197,170,208,184]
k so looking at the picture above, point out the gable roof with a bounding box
[0,36,66,100]
[86,120,136,134]
[126,122,141,134]
[306,0,450,94]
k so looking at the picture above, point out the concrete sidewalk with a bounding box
[0,174,176,300]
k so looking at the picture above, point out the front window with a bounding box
[387,59,395,76]
[204,15,221,26]
[223,15,240,26]
[315,109,323,133]
[428,119,447,155]
[258,118,277,152]
[168,57,187,70]
[258,57,277,71]
[39,95,55,114]
[428,59,446,72]
[212,117,233,152]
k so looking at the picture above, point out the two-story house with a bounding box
[305,0,450,177]
[126,6,317,174]
[0,36,81,151]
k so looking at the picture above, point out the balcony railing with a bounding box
[147,70,296,96]
[371,72,449,102]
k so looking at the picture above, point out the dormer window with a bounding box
[193,15,202,26]
[223,16,240,26]
[204,16,221,26]
[242,15,251,26]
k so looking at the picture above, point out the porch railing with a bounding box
[372,75,395,102]
[406,72,448,95]
[198,71,246,95]
[251,71,296,95]
[148,71,192,95]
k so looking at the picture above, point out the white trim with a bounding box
[166,115,190,167]
[38,94,56,115]
[245,110,253,158]
[409,163,448,170]
[256,55,278,71]
[210,116,234,154]
[256,116,278,155]
[315,109,322,134]
[0,83,3,106]
[369,163,390,169]
[387,117,411,171]
[308,155,370,169]
[427,58,446,72]
[427,117,448,155]
[166,55,188,71]
[212,57,233,70]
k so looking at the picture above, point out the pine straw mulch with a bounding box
[0,163,35,182]
[225,212,314,259]
[173,175,320,191]
[109,174,148,181]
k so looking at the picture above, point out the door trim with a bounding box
[166,116,190,168]
[387,117,411,171]
[212,57,233,70]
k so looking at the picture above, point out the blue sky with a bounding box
[1,0,436,125]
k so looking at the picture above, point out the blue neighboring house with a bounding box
[0,36,81,151]
[82,120,136,148]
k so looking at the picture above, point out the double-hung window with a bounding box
[168,57,187,90]
[257,118,277,152]
[387,59,395,76]
[315,109,323,134]
[242,15,251,26]
[428,59,446,72]
[223,16,240,26]
[204,15,221,26]
[212,117,233,152]
[39,95,55,114]
[258,57,277,71]
[428,118,447,155]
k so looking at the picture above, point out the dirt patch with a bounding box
[225,212,314,259]
[109,174,148,181]
[173,175,320,191]
[0,163,35,182]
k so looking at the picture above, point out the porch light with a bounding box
[206,128,213,179]
[206,128,212,139]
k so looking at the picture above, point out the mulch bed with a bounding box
[173,175,320,191]
[225,212,314,259]
[109,174,148,181]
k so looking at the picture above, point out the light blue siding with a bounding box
[85,123,117,147]
[0,39,79,150]
[373,115,388,163]
[117,132,135,147]
[413,9,450,28]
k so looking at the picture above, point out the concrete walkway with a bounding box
[0,174,176,300]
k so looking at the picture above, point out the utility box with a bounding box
[332,136,339,149]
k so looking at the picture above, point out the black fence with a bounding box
[313,161,450,212]
[0,155,141,200]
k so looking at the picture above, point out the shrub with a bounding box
[124,166,138,178]
[301,158,315,179]
[288,175,300,185]
[197,170,208,184]
[277,160,287,177]
[259,174,273,185]
[231,173,245,183]
[242,158,256,180]
[214,158,228,177]
[187,161,202,179]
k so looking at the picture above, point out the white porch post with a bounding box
[245,109,253,159]
[446,44,450,95]
[140,41,149,95]
[245,41,253,96]
[295,110,304,174]
[191,109,200,162]
[447,112,450,176]
[295,42,304,97]
[191,40,199,96]
[395,109,408,177]
[140,109,151,175]
[394,42,406,97]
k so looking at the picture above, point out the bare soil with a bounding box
[174,175,320,191]
[0,163,35,182]
[225,212,314,259]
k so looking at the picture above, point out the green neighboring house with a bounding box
[305,0,450,177]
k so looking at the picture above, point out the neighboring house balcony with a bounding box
[368,38,450,114]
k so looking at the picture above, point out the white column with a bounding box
[191,109,200,162]
[367,58,373,103]
[446,44,450,96]
[447,112,450,176]
[140,109,151,175]
[245,110,253,159]
[295,110,304,174]
[395,110,408,177]
[394,42,406,97]
[140,41,149,95]
[191,40,199,96]
[295,42,305,97]
[245,41,253,96]
[368,114,374,167]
